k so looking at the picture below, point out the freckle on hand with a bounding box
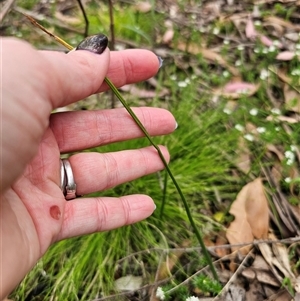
[50,205,61,220]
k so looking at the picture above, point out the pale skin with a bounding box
[0,38,176,299]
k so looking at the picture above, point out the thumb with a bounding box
[40,46,110,108]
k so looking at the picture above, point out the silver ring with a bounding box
[61,159,77,200]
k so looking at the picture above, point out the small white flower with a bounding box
[285,150,295,165]
[271,108,281,115]
[254,20,262,26]
[290,145,297,152]
[235,59,242,66]
[296,44,300,50]
[222,70,230,78]
[156,287,165,300]
[170,75,177,81]
[285,177,292,183]
[191,74,197,80]
[223,107,232,115]
[291,69,300,76]
[273,40,280,47]
[254,48,260,53]
[185,78,191,84]
[268,45,276,52]
[213,27,220,35]
[186,297,199,301]
[244,133,254,141]
[285,150,295,160]
[223,39,230,45]
[262,47,268,54]
[237,45,244,51]
[257,127,266,133]
[249,108,258,116]
[199,26,206,33]
[260,69,269,80]
[235,124,244,131]
[178,81,188,88]
[275,127,280,132]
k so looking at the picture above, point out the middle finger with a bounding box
[50,107,176,153]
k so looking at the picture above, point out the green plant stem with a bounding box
[104,77,219,282]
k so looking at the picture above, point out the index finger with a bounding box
[41,48,160,108]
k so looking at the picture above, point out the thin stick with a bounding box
[108,0,115,50]
[0,0,16,23]
[107,0,116,108]
[21,13,73,51]
[76,0,89,37]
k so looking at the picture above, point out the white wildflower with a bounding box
[268,45,276,52]
[254,20,262,26]
[156,287,165,300]
[285,177,292,183]
[249,108,258,116]
[296,43,300,50]
[186,297,199,301]
[291,69,300,76]
[273,40,280,47]
[178,81,188,88]
[223,107,232,115]
[285,150,295,165]
[235,59,242,66]
[262,47,268,54]
[291,145,297,152]
[260,69,269,80]
[235,124,244,131]
[271,108,281,115]
[257,127,266,133]
[170,74,177,81]
[213,27,220,35]
[254,48,260,54]
[244,133,254,141]
[223,39,230,45]
[237,45,244,51]
[222,70,230,78]
[199,26,206,33]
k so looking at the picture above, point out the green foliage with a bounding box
[193,274,222,295]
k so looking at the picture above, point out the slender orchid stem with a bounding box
[22,13,219,281]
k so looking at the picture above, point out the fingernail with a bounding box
[75,34,108,54]
[153,203,157,210]
[157,56,163,68]
[175,122,178,130]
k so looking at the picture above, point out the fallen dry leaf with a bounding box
[276,51,296,61]
[234,136,251,174]
[264,15,300,30]
[214,81,260,99]
[226,178,269,255]
[162,28,174,45]
[176,42,240,76]
[245,15,257,39]
[134,1,152,13]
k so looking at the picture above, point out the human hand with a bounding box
[0,37,176,298]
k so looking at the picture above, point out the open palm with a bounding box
[0,38,175,298]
